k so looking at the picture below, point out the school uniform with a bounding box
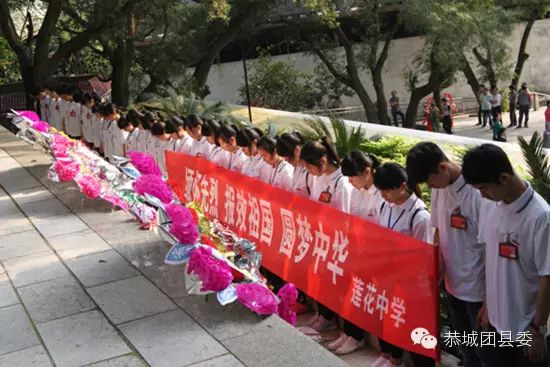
[187,137,209,158]
[267,160,294,191]
[177,135,193,155]
[111,127,129,160]
[40,96,50,122]
[144,131,156,158]
[65,101,82,138]
[431,176,487,367]
[291,165,315,198]
[92,115,102,149]
[81,106,93,143]
[241,155,264,179]
[477,183,550,367]
[154,138,173,174]
[209,146,230,168]
[59,99,71,133]
[126,129,140,154]
[100,119,112,154]
[103,120,117,161]
[310,168,353,213]
[136,129,151,153]
[227,148,247,172]
[377,193,435,367]
[50,98,63,130]
[350,185,384,222]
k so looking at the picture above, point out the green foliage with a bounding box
[0,36,20,83]
[519,132,550,202]
[239,53,319,112]
[360,136,417,166]
[303,117,366,157]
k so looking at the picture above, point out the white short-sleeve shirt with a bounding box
[350,185,384,223]
[65,102,82,137]
[310,168,353,213]
[291,165,316,198]
[477,183,550,337]
[136,129,151,153]
[377,193,432,243]
[111,127,129,160]
[177,135,193,155]
[50,98,64,130]
[154,138,173,174]
[431,175,485,302]
[267,160,294,191]
[81,106,93,142]
[227,148,247,172]
[92,115,103,148]
[126,129,140,154]
[189,137,209,158]
[241,155,263,178]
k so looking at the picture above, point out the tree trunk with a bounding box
[433,86,442,109]
[460,55,481,100]
[511,18,535,88]
[405,89,425,129]
[372,69,389,124]
[354,80,378,124]
[111,39,134,107]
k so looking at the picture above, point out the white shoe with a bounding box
[326,333,347,351]
[334,336,364,355]
[310,316,337,332]
[371,356,389,367]
[380,360,402,367]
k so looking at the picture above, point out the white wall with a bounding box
[201,18,550,107]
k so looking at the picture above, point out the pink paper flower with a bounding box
[132,174,173,204]
[76,175,102,199]
[32,120,50,133]
[18,110,39,122]
[187,247,233,292]
[127,151,162,176]
[236,283,279,316]
[277,283,298,325]
[165,203,199,244]
[101,193,128,211]
[54,159,79,181]
[51,134,70,158]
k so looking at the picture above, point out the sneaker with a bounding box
[326,333,347,351]
[371,355,389,367]
[516,125,522,129]
[334,336,364,355]
[380,360,403,367]
[310,316,337,333]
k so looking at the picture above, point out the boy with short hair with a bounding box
[463,144,550,367]
[406,142,488,367]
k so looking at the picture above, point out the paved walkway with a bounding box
[0,127,350,367]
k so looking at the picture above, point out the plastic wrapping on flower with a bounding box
[165,203,199,244]
[127,151,162,176]
[277,283,298,325]
[53,159,80,181]
[236,283,279,316]
[32,121,50,133]
[75,175,102,199]
[100,192,128,211]
[187,247,233,292]
[132,174,173,204]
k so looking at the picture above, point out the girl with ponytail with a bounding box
[372,162,434,367]
[202,119,231,167]
[276,132,316,197]
[299,136,353,334]
[237,127,270,179]
[217,124,247,172]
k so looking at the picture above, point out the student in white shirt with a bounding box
[321,151,384,355]
[81,93,95,145]
[299,137,353,333]
[276,132,316,198]
[373,162,434,367]
[185,114,210,158]
[237,127,271,180]
[406,142,487,367]
[100,104,117,157]
[217,124,247,172]
[165,116,189,152]
[135,113,152,153]
[38,90,51,122]
[257,136,294,190]
[202,119,230,167]
[151,121,173,174]
[462,144,550,367]
[65,89,83,139]
[91,105,103,151]
[112,115,133,159]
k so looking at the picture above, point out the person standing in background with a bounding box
[480,88,493,128]
[508,85,517,127]
[490,87,502,123]
[476,85,485,126]
[517,83,531,128]
[389,91,405,127]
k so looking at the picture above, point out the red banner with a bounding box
[166,151,439,359]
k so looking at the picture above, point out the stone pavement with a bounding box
[0,126,350,367]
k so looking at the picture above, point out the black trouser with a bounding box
[343,319,364,341]
[446,294,491,367]
[379,339,435,367]
[317,303,335,321]
[442,115,452,134]
[509,103,517,125]
[518,105,530,127]
[491,106,501,121]
[391,110,405,126]
[478,106,482,124]
[482,325,550,367]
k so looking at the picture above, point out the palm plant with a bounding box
[303,116,367,158]
[518,132,550,202]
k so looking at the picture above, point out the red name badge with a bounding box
[450,214,467,230]
[499,241,519,260]
[70,110,76,117]
[318,191,332,203]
